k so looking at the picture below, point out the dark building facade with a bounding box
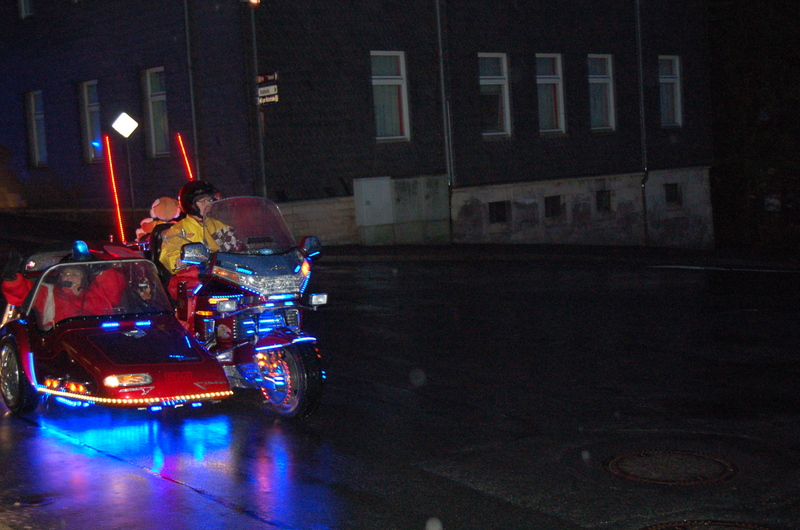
[0,0,714,247]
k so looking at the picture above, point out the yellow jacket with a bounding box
[159,216,230,273]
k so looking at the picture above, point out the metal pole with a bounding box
[251,4,267,197]
[126,137,135,211]
[183,0,200,179]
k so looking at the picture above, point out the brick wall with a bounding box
[277,196,359,246]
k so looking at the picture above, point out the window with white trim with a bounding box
[25,91,47,167]
[18,0,33,19]
[479,53,511,137]
[143,67,169,156]
[536,54,565,133]
[588,54,616,130]
[79,80,103,163]
[659,55,682,127]
[371,51,410,141]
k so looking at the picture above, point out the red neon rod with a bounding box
[176,133,195,180]
[104,135,127,244]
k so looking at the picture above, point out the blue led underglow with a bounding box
[102,322,120,329]
[55,396,91,408]
[135,320,151,327]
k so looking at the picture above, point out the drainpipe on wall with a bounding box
[635,0,650,245]
[436,0,455,241]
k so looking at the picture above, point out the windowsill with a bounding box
[590,127,616,133]
[481,132,512,141]
[376,137,411,144]
[538,130,567,138]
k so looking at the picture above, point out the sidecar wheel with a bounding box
[0,338,39,414]
[258,341,323,419]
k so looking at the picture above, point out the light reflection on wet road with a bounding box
[3,255,800,529]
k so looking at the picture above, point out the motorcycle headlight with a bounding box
[216,299,237,312]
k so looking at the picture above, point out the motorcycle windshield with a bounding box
[25,260,174,330]
[202,197,296,255]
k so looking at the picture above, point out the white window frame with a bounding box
[536,53,566,134]
[79,80,103,163]
[478,53,512,137]
[659,55,683,127]
[25,91,47,167]
[370,51,411,141]
[18,0,33,19]
[588,54,616,131]
[143,67,169,157]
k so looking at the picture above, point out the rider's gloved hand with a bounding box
[1,251,24,282]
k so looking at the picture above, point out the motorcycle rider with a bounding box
[159,180,235,299]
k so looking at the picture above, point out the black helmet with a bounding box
[179,180,219,217]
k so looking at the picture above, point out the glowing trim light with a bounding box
[37,386,233,405]
[176,133,195,181]
[102,322,120,329]
[104,135,127,243]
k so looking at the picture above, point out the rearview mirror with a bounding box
[181,243,209,266]
[299,236,322,259]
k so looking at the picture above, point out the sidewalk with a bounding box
[320,242,800,270]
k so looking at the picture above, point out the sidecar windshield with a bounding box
[203,196,296,254]
[25,260,174,330]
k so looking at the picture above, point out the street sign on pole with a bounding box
[258,72,278,107]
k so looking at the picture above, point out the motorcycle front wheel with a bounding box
[256,340,323,419]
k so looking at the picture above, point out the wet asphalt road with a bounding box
[2,244,800,529]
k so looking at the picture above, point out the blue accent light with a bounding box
[102,322,120,329]
[294,264,301,273]
[185,336,192,348]
[182,259,202,265]
[135,320,151,327]
[191,402,203,408]
[236,266,254,275]
[321,370,327,380]
[150,406,163,412]
[308,251,320,258]
[293,336,317,343]
[192,284,203,295]
[28,351,37,385]
[18,319,27,325]
[255,344,284,352]
[72,240,92,261]
[269,294,295,301]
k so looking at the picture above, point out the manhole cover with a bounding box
[606,450,735,485]
[641,522,773,530]
[13,496,55,507]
